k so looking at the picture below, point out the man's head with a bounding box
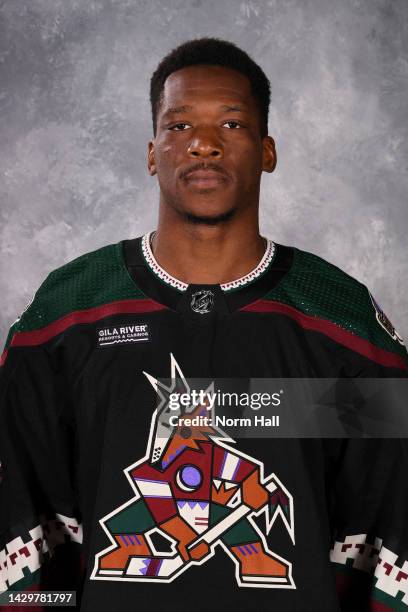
[148,38,276,226]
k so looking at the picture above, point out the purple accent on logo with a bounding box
[238,546,246,556]
[231,458,241,481]
[140,559,149,575]
[250,543,258,553]
[181,465,202,488]
[134,477,166,484]
[120,535,128,547]
[144,495,173,499]
[198,502,208,509]
[188,501,196,509]
[219,452,228,477]
[162,449,183,468]
[177,501,186,508]
[244,545,253,555]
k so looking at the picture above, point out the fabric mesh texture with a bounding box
[265,248,406,357]
[4,241,406,361]
[4,242,145,349]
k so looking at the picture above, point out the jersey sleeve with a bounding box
[0,280,84,608]
[329,288,408,611]
[364,288,407,375]
[329,437,408,611]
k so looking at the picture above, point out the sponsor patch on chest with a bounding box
[97,323,150,347]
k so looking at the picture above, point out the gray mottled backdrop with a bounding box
[1,0,407,348]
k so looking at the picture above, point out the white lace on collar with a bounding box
[141,231,276,292]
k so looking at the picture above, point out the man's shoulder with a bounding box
[271,242,370,308]
[42,240,122,294]
[267,243,407,360]
[5,238,146,347]
[292,244,366,294]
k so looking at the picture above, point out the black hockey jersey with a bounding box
[1,232,407,611]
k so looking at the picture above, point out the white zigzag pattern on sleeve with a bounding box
[0,513,82,594]
[330,533,408,607]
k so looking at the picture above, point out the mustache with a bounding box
[180,162,230,180]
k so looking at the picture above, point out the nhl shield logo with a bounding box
[191,290,214,314]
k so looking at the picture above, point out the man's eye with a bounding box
[223,121,242,129]
[169,123,191,131]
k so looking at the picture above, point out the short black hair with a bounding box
[150,37,271,138]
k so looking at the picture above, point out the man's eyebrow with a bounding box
[219,104,246,112]
[162,105,193,118]
[162,103,246,118]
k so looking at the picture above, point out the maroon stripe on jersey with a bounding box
[0,298,168,366]
[241,299,408,372]
[371,603,394,612]
[0,349,8,367]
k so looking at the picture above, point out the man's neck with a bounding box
[151,220,266,286]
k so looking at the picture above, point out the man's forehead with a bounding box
[163,65,252,101]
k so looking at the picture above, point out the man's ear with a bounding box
[147,141,157,176]
[262,136,277,173]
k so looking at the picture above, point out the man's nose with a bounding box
[187,128,223,158]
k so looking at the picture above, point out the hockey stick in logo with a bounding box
[92,354,295,589]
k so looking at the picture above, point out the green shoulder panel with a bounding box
[265,247,407,358]
[4,241,145,350]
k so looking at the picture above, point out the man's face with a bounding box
[148,64,276,224]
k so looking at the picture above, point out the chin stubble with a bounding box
[182,207,237,226]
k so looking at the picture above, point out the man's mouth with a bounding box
[184,169,228,189]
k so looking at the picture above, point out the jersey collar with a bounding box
[140,231,276,293]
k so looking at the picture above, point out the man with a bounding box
[1,37,407,611]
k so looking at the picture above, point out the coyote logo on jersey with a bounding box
[91,354,295,588]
